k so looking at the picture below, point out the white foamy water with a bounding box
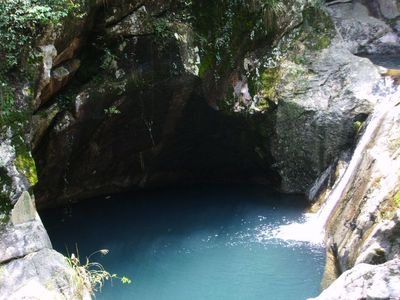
[273,79,400,245]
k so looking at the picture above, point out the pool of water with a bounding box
[41,185,325,300]
[361,55,400,69]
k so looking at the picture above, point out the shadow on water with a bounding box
[41,185,325,300]
[360,55,400,69]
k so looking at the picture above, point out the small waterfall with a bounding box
[273,80,399,245]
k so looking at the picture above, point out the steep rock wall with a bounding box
[311,83,400,300]
[31,0,394,203]
[32,0,307,207]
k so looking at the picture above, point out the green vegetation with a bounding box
[192,0,283,80]
[104,106,121,116]
[260,68,280,100]
[246,3,335,111]
[66,248,131,296]
[0,0,85,73]
[380,190,400,220]
[153,18,174,41]
[0,167,13,224]
[0,80,15,123]
[100,48,118,73]
[0,0,87,125]
[353,121,364,135]
[301,7,334,51]
[11,131,38,187]
[394,191,400,207]
[15,154,38,186]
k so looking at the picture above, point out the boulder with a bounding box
[38,59,81,108]
[105,6,151,38]
[0,192,51,264]
[310,259,400,300]
[377,0,400,19]
[328,2,400,54]
[0,192,91,299]
[0,248,91,300]
[271,44,380,193]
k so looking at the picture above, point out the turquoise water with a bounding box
[41,185,325,300]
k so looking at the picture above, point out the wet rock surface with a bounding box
[325,89,400,272]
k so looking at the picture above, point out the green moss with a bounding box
[353,121,364,135]
[380,190,400,220]
[8,127,39,188]
[394,191,400,207]
[301,7,335,51]
[257,98,270,111]
[247,67,281,111]
[15,154,38,186]
[192,1,275,80]
[260,68,281,100]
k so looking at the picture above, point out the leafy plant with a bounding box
[0,78,15,122]
[192,0,280,81]
[100,48,118,72]
[0,0,84,73]
[0,0,86,125]
[104,106,121,116]
[353,120,364,134]
[66,247,131,296]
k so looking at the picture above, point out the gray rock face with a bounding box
[271,44,380,193]
[309,82,400,299]
[355,210,400,265]
[0,192,51,264]
[0,129,31,206]
[0,192,90,299]
[310,259,400,300]
[377,0,400,19]
[324,90,400,272]
[105,6,150,37]
[0,220,51,264]
[328,2,400,54]
[0,248,91,300]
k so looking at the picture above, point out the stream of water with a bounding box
[41,185,325,300]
